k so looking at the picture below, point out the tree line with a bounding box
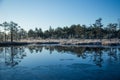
[0,18,120,42]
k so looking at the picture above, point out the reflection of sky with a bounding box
[1,46,120,80]
[20,48,81,68]
[0,46,120,69]
[18,47,120,69]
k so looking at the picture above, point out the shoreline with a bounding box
[0,39,120,46]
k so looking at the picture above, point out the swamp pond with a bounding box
[0,45,120,80]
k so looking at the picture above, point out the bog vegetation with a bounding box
[0,18,120,42]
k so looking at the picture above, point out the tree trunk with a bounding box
[4,27,6,42]
[11,28,13,42]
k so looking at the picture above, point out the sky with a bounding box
[0,0,120,31]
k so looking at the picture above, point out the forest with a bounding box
[0,18,120,42]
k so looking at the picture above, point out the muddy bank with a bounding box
[0,42,30,46]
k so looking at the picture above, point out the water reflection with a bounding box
[0,46,26,67]
[28,45,43,53]
[0,45,120,68]
[38,46,120,67]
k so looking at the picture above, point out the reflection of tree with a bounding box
[93,48,103,67]
[44,46,55,54]
[118,48,120,62]
[41,46,105,67]
[53,46,86,56]
[28,45,43,53]
[5,46,18,67]
[107,48,118,62]
[27,45,120,67]
[0,45,118,68]
[73,47,86,59]
[0,47,4,53]
[0,46,26,67]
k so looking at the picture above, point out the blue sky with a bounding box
[0,0,120,31]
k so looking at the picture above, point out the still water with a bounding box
[0,45,120,80]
